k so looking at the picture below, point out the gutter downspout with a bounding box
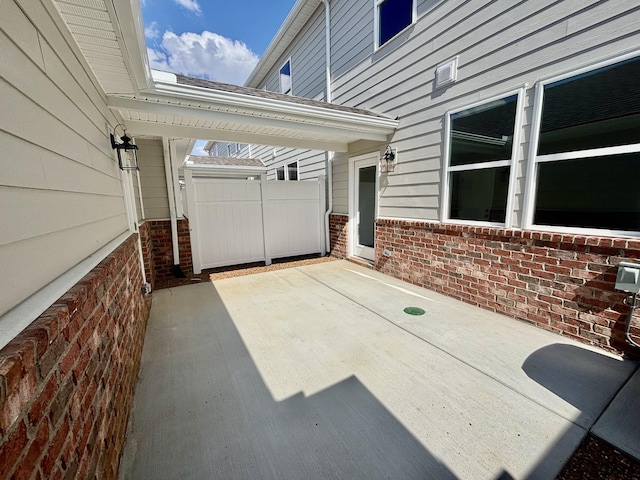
[162,137,185,277]
[321,0,334,255]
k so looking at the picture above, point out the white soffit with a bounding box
[107,86,398,152]
[52,0,150,94]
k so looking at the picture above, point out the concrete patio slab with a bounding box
[120,260,637,480]
[592,367,640,460]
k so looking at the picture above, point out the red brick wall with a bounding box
[329,214,349,259]
[0,234,150,479]
[376,219,640,356]
[146,219,193,285]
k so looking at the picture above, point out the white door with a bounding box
[351,156,378,261]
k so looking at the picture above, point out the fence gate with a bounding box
[185,172,325,273]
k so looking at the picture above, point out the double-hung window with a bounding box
[279,59,292,95]
[275,161,299,181]
[375,0,416,48]
[526,54,640,234]
[443,91,522,224]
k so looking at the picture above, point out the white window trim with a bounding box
[374,0,418,50]
[522,50,640,237]
[279,57,292,95]
[441,87,525,227]
[286,160,300,181]
[275,160,299,181]
[348,152,380,258]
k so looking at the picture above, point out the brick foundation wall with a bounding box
[146,219,193,285]
[329,214,349,259]
[0,234,150,479]
[376,219,640,356]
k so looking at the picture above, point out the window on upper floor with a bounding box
[376,0,416,48]
[443,91,523,225]
[526,54,640,234]
[279,59,292,95]
[287,161,299,181]
[275,161,299,181]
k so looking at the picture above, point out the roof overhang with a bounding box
[51,0,398,150]
[184,163,268,178]
[108,78,398,152]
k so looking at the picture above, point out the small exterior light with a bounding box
[110,124,139,170]
[383,145,397,172]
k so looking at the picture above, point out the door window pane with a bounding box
[358,166,376,248]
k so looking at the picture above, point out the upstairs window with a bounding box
[279,59,292,95]
[527,55,640,233]
[275,161,299,181]
[443,92,522,225]
[376,0,416,47]
[287,161,298,181]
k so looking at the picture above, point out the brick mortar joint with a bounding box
[375,218,639,252]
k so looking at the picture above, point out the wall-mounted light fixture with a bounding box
[383,145,397,172]
[110,124,139,170]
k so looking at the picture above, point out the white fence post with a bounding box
[184,170,201,274]
[260,173,272,266]
[318,175,327,256]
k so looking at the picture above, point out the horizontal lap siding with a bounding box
[136,139,170,220]
[254,6,328,181]
[0,0,127,316]
[330,0,640,222]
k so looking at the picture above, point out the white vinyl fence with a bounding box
[184,172,326,273]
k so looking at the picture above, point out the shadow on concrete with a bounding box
[521,343,637,479]
[122,282,457,480]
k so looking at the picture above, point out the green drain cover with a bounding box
[404,307,425,316]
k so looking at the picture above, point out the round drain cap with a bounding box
[403,307,425,316]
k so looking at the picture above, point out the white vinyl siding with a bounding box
[329,0,640,222]
[137,139,170,220]
[0,0,128,316]
[263,7,327,100]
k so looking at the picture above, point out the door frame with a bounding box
[349,152,380,260]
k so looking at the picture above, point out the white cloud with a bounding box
[174,0,201,15]
[148,30,259,86]
[144,21,159,40]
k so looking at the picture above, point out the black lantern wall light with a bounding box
[383,145,397,172]
[110,124,139,170]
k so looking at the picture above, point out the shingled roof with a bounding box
[186,155,265,168]
[175,74,387,119]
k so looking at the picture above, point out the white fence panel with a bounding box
[193,178,265,269]
[187,174,326,273]
[266,181,325,259]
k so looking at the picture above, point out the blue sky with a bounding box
[142,0,296,86]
